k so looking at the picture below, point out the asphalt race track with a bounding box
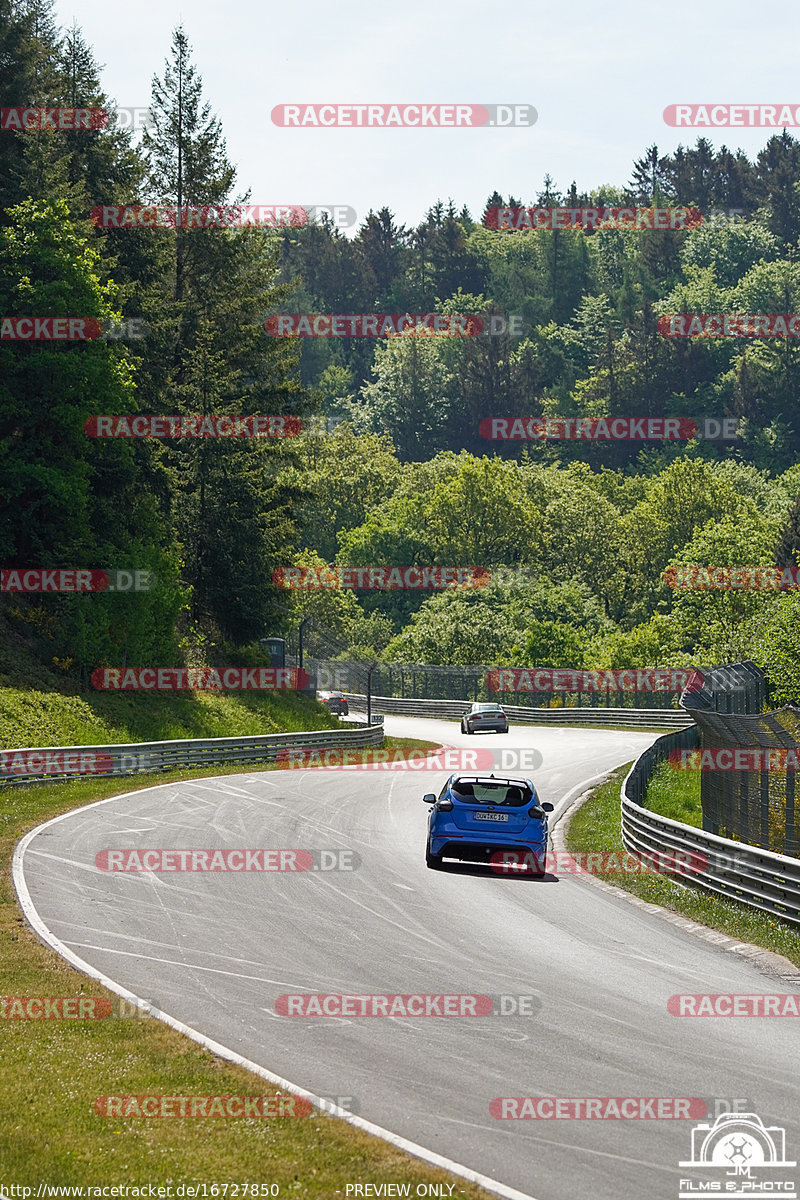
[16,718,800,1200]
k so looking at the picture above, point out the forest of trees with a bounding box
[3,0,800,703]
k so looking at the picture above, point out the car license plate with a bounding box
[474,811,508,822]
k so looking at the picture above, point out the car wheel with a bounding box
[426,846,445,870]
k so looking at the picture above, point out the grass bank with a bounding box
[564,765,800,968]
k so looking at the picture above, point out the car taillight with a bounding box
[528,806,545,819]
[437,799,454,811]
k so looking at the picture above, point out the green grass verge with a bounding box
[0,685,345,747]
[1,732,495,1194]
[643,758,702,827]
[564,765,800,968]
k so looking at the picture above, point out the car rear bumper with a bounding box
[466,721,508,732]
[433,839,547,869]
[431,833,547,850]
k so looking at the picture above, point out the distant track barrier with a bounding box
[346,694,692,729]
[0,723,384,787]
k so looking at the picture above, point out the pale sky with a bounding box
[54,0,800,230]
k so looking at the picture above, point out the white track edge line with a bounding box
[12,784,541,1200]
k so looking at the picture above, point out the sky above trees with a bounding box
[49,0,800,231]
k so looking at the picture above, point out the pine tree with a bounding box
[137,25,312,645]
[142,25,236,304]
[629,144,671,203]
[357,207,407,307]
[756,131,800,246]
[482,190,504,225]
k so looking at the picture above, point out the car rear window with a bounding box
[451,781,531,807]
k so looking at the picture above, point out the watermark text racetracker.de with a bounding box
[491,1097,706,1119]
[485,206,702,231]
[274,747,544,771]
[0,106,150,131]
[90,205,356,229]
[490,849,709,875]
[90,204,356,229]
[271,103,536,127]
[84,415,301,439]
[273,565,489,589]
[664,564,800,590]
[0,995,162,1019]
[485,667,704,693]
[0,105,152,130]
[664,102,800,127]
[0,749,138,779]
[490,1096,748,1120]
[264,314,523,337]
[670,747,800,771]
[0,316,148,340]
[94,848,360,872]
[1,569,152,592]
[95,1094,310,1118]
[90,667,309,690]
[91,205,310,229]
[659,313,800,337]
[479,417,737,441]
[668,994,800,1016]
[274,993,540,1016]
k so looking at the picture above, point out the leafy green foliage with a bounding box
[3,4,800,690]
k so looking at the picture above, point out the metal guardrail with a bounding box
[0,722,384,787]
[347,694,692,729]
[620,726,800,927]
[675,661,797,853]
[310,657,692,710]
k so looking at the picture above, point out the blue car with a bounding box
[423,774,554,873]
